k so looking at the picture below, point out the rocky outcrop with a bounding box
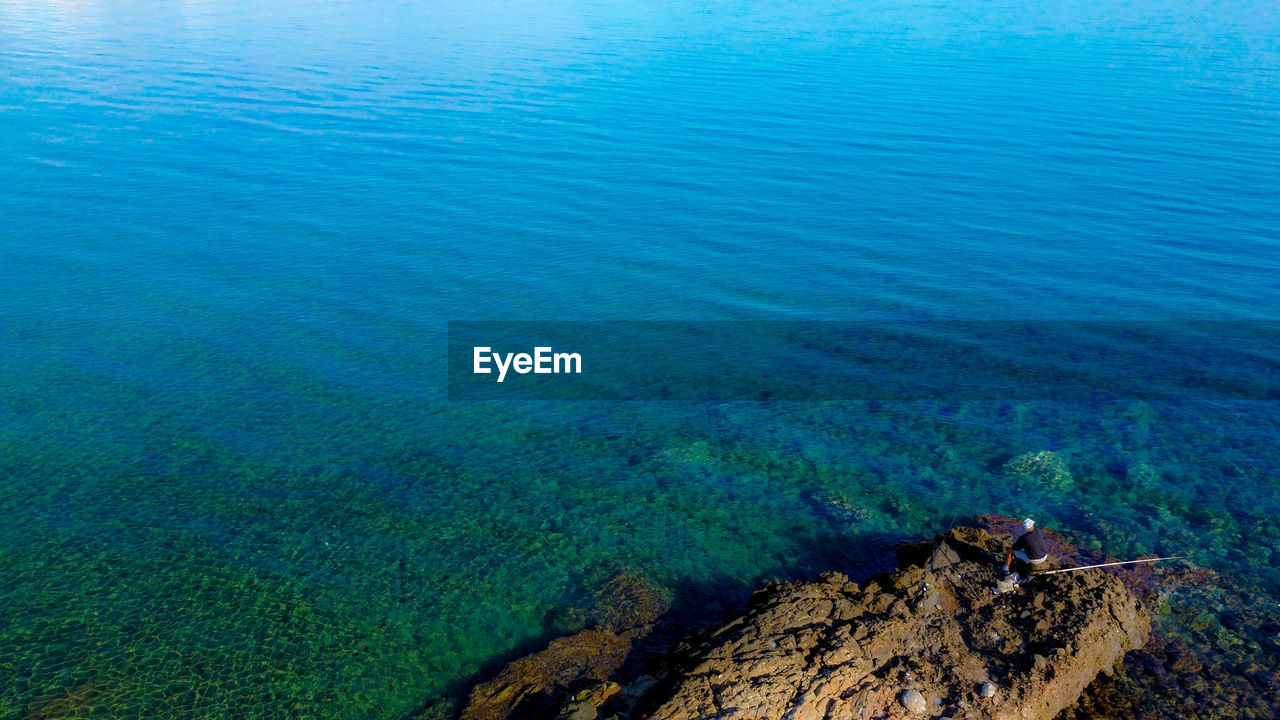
[461,627,645,720]
[458,528,1155,720]
[643,527,1149,720]
[461,574,669,720]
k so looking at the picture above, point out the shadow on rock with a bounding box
[450,527,906,720]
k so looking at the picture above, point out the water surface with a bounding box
[1,0,1278,717]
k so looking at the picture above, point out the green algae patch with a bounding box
[1005,450,1075,492]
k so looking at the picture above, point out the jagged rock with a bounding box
[462,573,668,720]
[558,700,597,720]
[901,688,927,714]
[462,627,644,720]
[643,527,1150,720]
[575,681,621,707]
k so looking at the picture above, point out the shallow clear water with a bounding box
[1,0,1278,717]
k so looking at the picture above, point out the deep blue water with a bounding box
[1,0,1279,717]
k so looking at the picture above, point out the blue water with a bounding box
[2,0,1279,717]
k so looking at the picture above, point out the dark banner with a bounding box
[447,321,1280,403]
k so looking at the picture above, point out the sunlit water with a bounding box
[2,0,1278,717]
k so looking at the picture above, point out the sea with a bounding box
[1,0,1278,717]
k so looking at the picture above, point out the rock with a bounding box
[460,528,1156,720]
[558,701,597,720]
[462,628,642,720]
[995,575,1020,594]
[590,573,671,632]
[644,527,1149,720]
[461,573,668,720]
[575,681,621,707]
[901,689,927,714]
[547,606,589,635]
[1005,450,1073,490]
[624,675,658,700]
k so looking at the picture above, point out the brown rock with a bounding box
[575,681,622,707]
[642,528,1150,720]
[460,625,640,717]
[462,627,645,720]
[462,573,669,720]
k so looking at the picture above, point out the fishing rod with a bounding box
[1032,555,1189,576]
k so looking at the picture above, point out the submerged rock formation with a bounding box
[643,526,1149,720]
[461,574,669,720]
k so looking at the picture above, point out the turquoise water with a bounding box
[2,0,1279,717]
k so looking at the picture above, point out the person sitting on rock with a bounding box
[1002,517,1050,578]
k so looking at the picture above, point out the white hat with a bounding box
[1022,518,1035,530]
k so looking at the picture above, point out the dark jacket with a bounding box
[1013,528,1050,561]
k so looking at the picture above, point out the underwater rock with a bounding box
[23,682,98,719]
[461,627,644,720]
[461,574,668,720]
[641,527,1149,720]
[1052,572,1280,720]
[1004,449,1074,491]
[589,573,670,632]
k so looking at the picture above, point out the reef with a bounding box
[459,526,1152,720]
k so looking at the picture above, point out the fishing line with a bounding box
[1031,555,1189,576]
